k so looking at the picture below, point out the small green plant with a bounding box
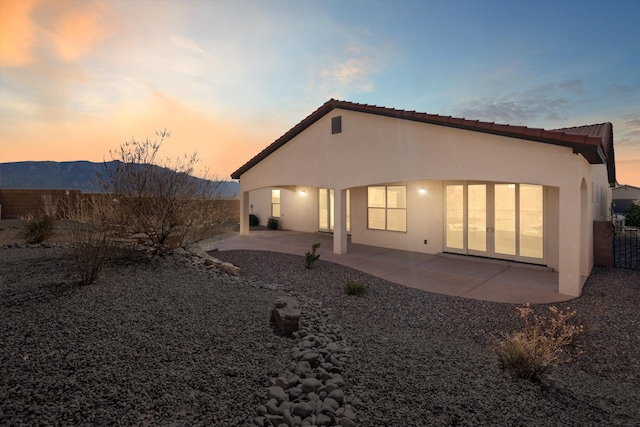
[267,217,279,230]
[494,304,584,381]
[249,214,259,227]
[345,278,368,296]
[304,242,321,269]
[624,200,640,227]
[21,214,55,244]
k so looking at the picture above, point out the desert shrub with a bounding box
[61,196,116,285]
[624,200,640,227]
[345,278,368,296]
[304,242,321,269]
[494,304,584,381]
[249,214,259,227]
[99,129,227,253]
[21,215,55,243]
[267,217,279,230]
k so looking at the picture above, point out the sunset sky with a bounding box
[1,0,639,184]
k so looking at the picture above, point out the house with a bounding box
[612,184,640,215]
[231,99,615,297]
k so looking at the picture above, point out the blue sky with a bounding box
[1,0,639,183]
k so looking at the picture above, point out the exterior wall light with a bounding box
[419,187,426,194]
[300,189,306,195]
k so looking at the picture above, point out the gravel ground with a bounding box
[1,242,639,426]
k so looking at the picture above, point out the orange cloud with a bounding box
[0,88,277,180]
[0,0,38,66]
[0,0,115,67]
[48,1,114,61]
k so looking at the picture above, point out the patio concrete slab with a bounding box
[416,256,509,280]
[200,230,570,305]
[383,268,484,296]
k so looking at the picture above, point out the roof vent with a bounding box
[331,116,342,134]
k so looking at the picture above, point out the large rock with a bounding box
[271,296,301,336]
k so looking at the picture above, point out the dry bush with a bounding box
[494,304,584,381]
[21,214,55,244]
[345,278,368,296]
[99,130,228,253]
[61,195,116,285]
[41,194,60,218]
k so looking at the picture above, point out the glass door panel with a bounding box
[329,189,335,231]
[319,188,328,230]
[519,184,544,259]
[445,185,464,250]
[494,184,516,256]
[319,188,349,233]
[467,184,486,252]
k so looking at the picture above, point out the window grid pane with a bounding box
[387,208,407,232]
[387,186,406,209]
[368,208,386,230]
[368,186,386,208]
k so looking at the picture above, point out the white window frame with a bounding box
[271,189,281,218]
[367,185,407,232]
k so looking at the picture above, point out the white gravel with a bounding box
[1,246,639,426]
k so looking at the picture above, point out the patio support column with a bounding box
[558,185,583,296]
[333,188,348,254]
[239,190,250,236]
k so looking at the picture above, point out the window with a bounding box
[367,185,406,231]
[271,189,281,217]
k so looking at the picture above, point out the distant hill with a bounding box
[0,161,239,198]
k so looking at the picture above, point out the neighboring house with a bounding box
[612,184,640,215]
[231,99,616,297]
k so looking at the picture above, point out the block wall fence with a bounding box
[0,189,240,222]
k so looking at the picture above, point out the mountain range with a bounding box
[0,161,240,198]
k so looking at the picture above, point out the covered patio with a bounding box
[201,230,572,304]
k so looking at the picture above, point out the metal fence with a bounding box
[613,226,640,269]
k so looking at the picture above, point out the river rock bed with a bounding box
[256,295,360,427]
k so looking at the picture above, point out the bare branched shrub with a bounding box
[61,195,116,285]
[494,304,584,381]
[99,130,228,253]
[41,194,60,218]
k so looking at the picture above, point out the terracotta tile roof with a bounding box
[552,122,615,185]
[231,99,615,185]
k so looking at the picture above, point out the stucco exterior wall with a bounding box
[239,110,590,192]
[248,186,318,232]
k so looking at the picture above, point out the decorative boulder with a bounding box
[271,296,301,336]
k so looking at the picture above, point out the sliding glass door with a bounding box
[319,188,350,233]
[444,183,544,263]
